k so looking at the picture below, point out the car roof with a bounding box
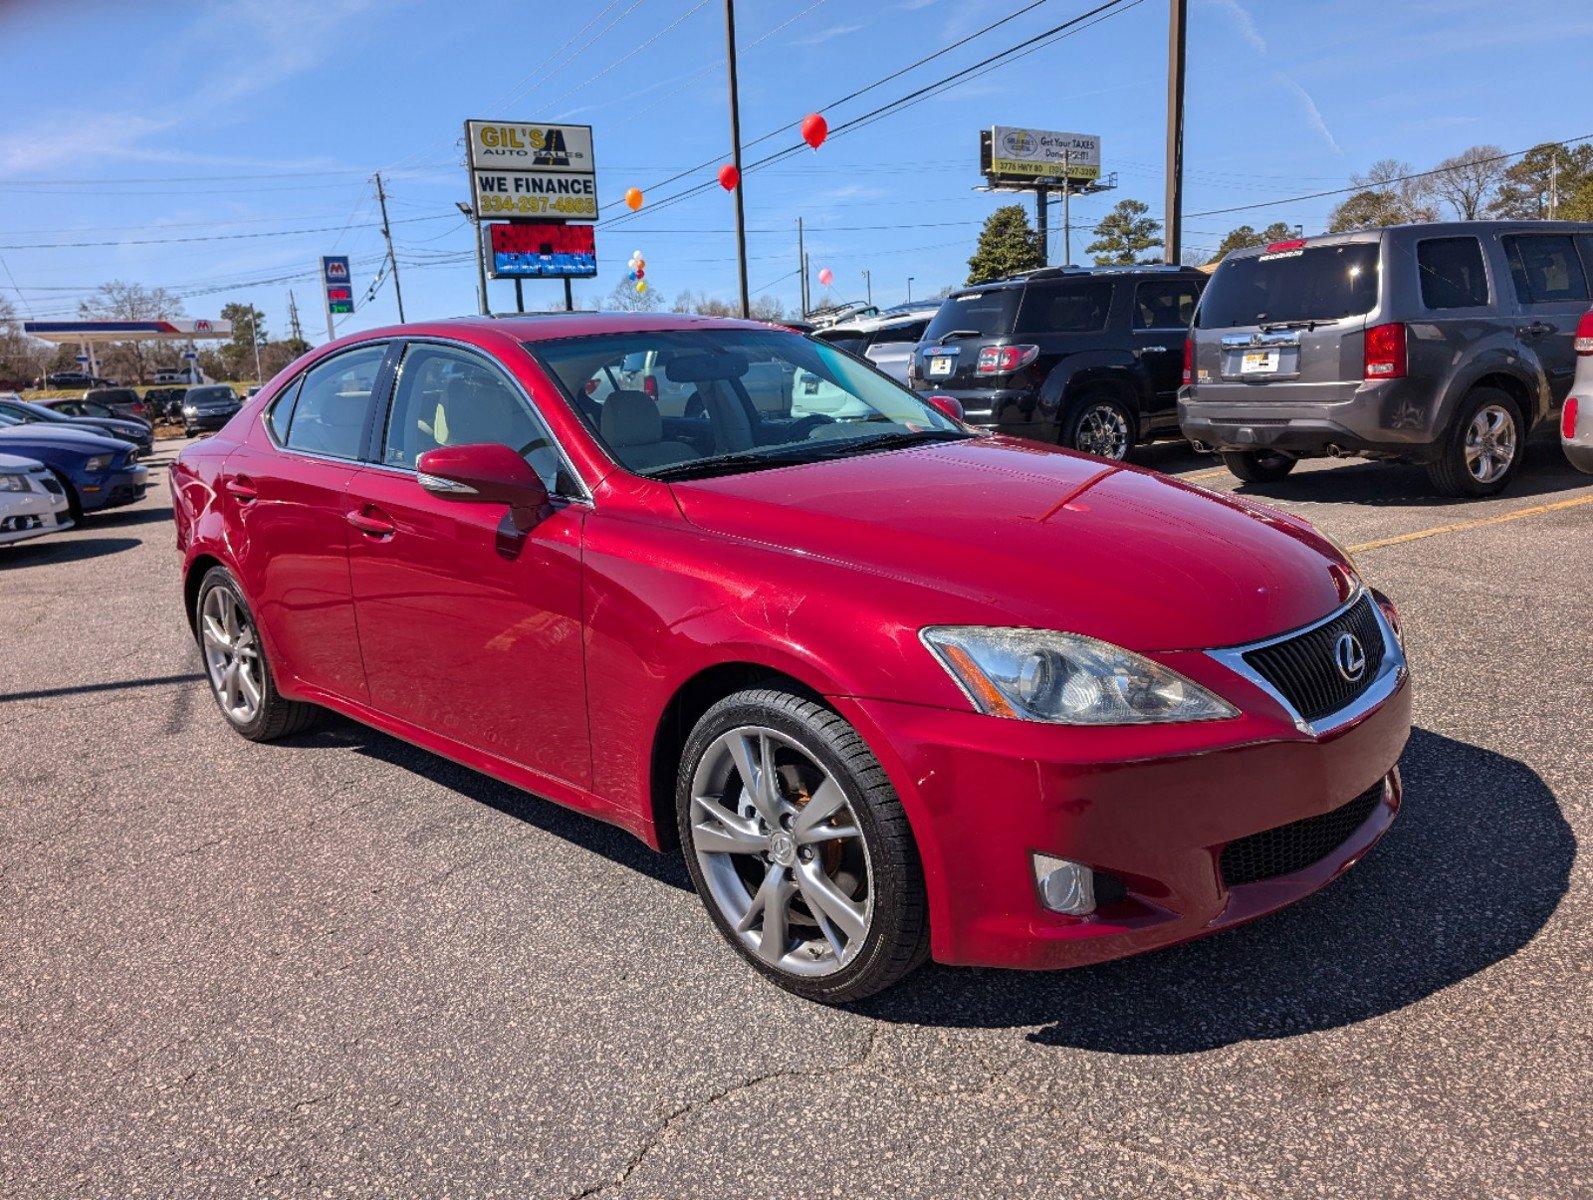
[1220,218,1593,261]
[955,263,1203,292]
[317,311,785,351]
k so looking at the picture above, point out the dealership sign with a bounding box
[984,126,1101,183]
[465,121,598,220]
[486,222,596,279]
[321,255,353,315]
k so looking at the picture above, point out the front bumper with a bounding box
[0,487,73,544]
[79,464,149,512]
[183,410,237,433]
[834,656,1411,970]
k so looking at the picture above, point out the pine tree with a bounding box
[1086,199,1163,266]
[966,205,1043,285]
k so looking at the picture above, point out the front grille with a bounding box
[1220,782,1384,887]
[1242,595,1385,722]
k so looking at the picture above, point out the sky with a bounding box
[3,0,1591,345]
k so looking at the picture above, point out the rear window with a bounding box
[1417,237,1490,309]
[1503,234,1589,303]
[1197,243,1380,328]
[1016,280,1114,334]
[88,388,138,403]
[923,290,1019,341]
[188,386,235,402]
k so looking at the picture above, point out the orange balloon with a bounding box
[625,187,643,211]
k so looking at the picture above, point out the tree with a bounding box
[966,205,1043,284]
[1086,198,1163,266]
[1328,190,1408,233]
[1328,159,1436,232]
[1561,175,1593,222]
[1492,142,1593,218]
[1429,145,1507,220]
[606,277,662,312]
[0,294,51,387]
[1207,221,1297,264]
[76,281,185,383]
[219,302,267,381]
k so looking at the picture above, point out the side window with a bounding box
[1016,281,1114,334]
[1417,237,1490,309]
[265,378,301,444]
[1504,234,1589,304]
[1133,281,1201,328]
[383,343,565,493]
[282,343,387,460]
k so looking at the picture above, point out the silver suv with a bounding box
[1180,221,1593,496]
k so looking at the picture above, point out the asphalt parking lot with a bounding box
[2,435,1589,1199]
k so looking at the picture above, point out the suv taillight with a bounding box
[976,344,1038,375]
[1574,309,1593,355]
[1564,395,1579,440]
[1364,323,1407,381]
[1182,338,1194,386]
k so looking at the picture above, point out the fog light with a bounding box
[1032,854,1096,915]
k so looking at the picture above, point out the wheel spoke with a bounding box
[791,777,847,841]
[219,661,239,709]
[727,731,783,827]
[755,867,793,963]
[691,795,767,856]
[794,858,867,941]
[237,665,262,710]
[201,615,230,652]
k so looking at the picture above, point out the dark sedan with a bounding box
[179,384,241,436]
[5,397,154,453]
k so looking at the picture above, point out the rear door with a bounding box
[1501,232,1591,404]
[915,288,1019,389]
[1130,277,1204,418]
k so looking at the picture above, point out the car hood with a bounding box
[0,452,44,471]
[669,436,1350,652]
[0,425,128,454]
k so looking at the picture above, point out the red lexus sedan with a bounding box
[171,314,1410,1002]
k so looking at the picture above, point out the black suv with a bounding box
[909,264,1206,458]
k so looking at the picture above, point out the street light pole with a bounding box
[723,0,750,318]
[907,276,915,303]
[1163,0,1188,265]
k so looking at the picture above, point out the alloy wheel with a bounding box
[201,585,263,723]
[1464,403,1517,484]
[1075,403,1130,460]
[688,725,873,978]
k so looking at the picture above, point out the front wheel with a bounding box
[676,688,929,1003]
[1221,449,1297,483]
[1062,392,1136,460]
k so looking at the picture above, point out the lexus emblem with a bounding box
[1334,632,1367,683]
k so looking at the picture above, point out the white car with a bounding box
[814,308,938,384]
[1563,308,1593,473]
[0,453,74,546]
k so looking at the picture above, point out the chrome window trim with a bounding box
[379,335,593,504]
[1206,588,1407,738]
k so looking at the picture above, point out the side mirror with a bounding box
[923,393,964,422]
[415,442,549,511]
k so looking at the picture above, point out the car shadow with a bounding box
[87,505,173,528]
[858,728,1574,1052]
[2,535,143,568]
[284,714,693,893]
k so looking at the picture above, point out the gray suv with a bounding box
[1180,221,1593,496]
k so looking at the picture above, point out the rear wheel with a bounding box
[1220,449,1297,483]
[1062,391,1136,460]
[195,566,319,741]
[1426,388,1524,498]
[676,688,929,1003]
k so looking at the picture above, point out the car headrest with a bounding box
[600,390,662,447]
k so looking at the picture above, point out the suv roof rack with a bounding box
[991,262,1191,284]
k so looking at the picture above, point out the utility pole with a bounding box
[458,202,489,315]
[797,218,807,315]
[247,308,262,382]
[373,172,406,321]
[723,0,750,317]
[287,290,303,343]
[1163,0,1188,265]
[1549,149,1560,219]
[862,268,872,305]
[1062,148,1073,265]
[1036,186,1049,267]
[907,276,915,303]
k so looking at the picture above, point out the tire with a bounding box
[1061,390,1137,460]
[675,688,930,1003]
[1220,449,1298,483]
[195,566,319,741]
[1425,387,1524,498]
[48,469,83,521]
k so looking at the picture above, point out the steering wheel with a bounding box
[787,414,836,441]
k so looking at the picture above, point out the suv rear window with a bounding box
[1417,237,1490,309]
[1197,243,1380,328]
[1016,280,1114,334]
[923,290,1018,341]
[1503,234,1589,303]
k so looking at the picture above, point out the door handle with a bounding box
[346,506,396,537]
[1139,345,1169,354]
[224,476,258,502]
[1519,321,1554,337]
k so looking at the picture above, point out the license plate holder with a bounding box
[928,356,953,377]
[1240,349,1280,375]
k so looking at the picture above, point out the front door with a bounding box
[344,340,590,791]
[1131,278,1203,425]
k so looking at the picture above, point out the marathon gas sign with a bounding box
[321,255,353,315]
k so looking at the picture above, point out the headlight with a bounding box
[84,455,113,472]
[182,404,198,415]
[921,626,1238,725]
[0,473,28,493]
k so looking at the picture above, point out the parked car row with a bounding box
[0,393,154,455]
[882,220,1593,495]
[0,406,149,535]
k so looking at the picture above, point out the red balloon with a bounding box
[717,163,741,191]
[818,267,834,287]
[801,112,828,150]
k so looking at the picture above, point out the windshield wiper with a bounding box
[646,447,819,481]
[934,329,982,341]
[806,428,973,458]
[1258,318,1340,332]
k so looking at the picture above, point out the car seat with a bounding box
[599,390,696,469]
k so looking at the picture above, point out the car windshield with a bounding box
[922,289,1018,341]
[189,386,235,402]
[1197,243,1381,328]
[18,401,72,422]
[528,327,969,481]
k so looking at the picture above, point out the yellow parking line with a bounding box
[1182,467,1231,482]
[1349,494,1593,553]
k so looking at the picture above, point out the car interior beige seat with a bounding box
[599,390,696,469]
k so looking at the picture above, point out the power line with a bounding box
[0,213,455,251]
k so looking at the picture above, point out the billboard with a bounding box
[487,222,597,279]
[321,255,353,315]
[983,127,1101,184]
[465,121,598,220]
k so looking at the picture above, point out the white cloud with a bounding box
[1275,72,1342,156]
[1201,0,1266,54]
[793,21,865,46]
